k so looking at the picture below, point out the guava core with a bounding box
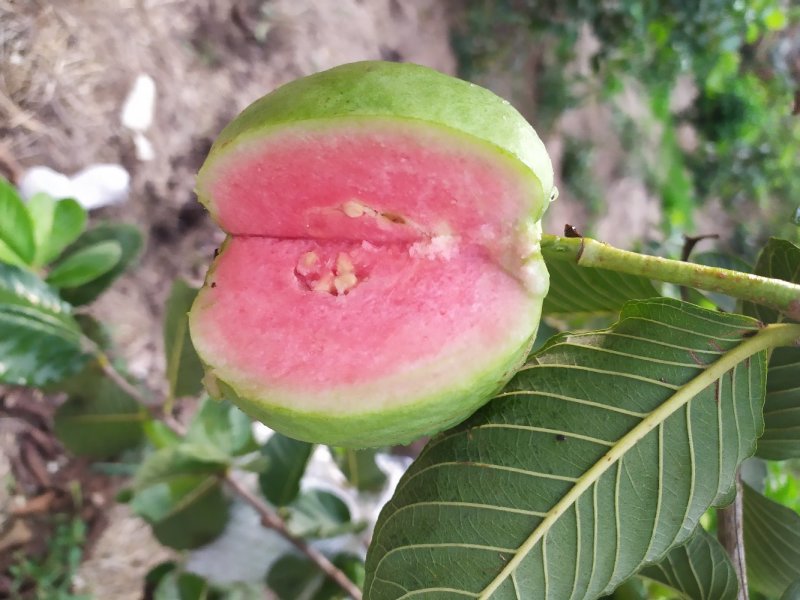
[189,61,554,447]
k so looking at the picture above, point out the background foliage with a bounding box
[454,0,800,252]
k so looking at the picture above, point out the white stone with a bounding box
[70,164,130,210]
[121,74,156,132]
[18,166,73,201]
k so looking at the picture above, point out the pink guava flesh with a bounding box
[191,121,546,442]
[191,237,534,409]
[203,121,539,247]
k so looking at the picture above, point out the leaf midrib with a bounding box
[476,323,800,599]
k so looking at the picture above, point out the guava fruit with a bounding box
[189,61,554,447]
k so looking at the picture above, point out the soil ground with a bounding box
[1,1,455,597]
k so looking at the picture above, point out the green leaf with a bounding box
[331,447,388,492]
[0,176,35,264]
[143,421,183,449]
[186,397,256,458]
[133,444,229,491]
[38,198,87,265]
[53,369,146,458]
[743,483,800,598]
[756,345,800,459]
[739,457,767,493]
[744,238,800,460]
[267,553,364,600]
[165,279,205,400]
[58,223,143,305]
[130,472,228,550]
[153,569,211,600]
[638,527,738,600]
[145,560,178,590]
[365,298,770,599]
[782,579,800,600]
[46,240,122,288]
[259,433,314,506]
[26,193,56,262]
[598,578,647,600]
[0,304,89,386]
[281,489,362,539]
[743,238,800,324]
[542,250,660,317]
[0,261,72,316]
[74,313,112,349]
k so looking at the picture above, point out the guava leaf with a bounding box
[0,304,89,386]
[46,240,122,288]
[743,483,800,598]
[743,237,800,324]
[53,369,147,458]
[638,527,738,600]
[0,176,35,265]
[365,298,769,599]
[148,565,264,600]
[133,444,229,491]
[281,489,362,539]
[741,238,800,459]
[542,248,660,317]
[739,456,767,492]
[130,472,228,550]
[756,345,800,459]
[259,433,314,506]
[331,447,388,492]
[267,553,364,600]
[58,223,143,305]
[185,397,256,458]
[152,570,210,600]
[143,420,183,449]
[782,579,800,600]
[164,279,205,400]
[597,578,647,600]
[26,193,56,262]
[0,261,72,316]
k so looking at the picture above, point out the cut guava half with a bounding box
[189,61,554,447]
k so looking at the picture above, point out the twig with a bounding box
[92,347,361,598]
[224,474,363,600]
[681,233,720,262]
[718,473,749,600]
[680,233,720,301]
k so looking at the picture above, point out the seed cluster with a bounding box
[294,250,359,296]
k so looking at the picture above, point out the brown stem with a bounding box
[92,347,362,599]
[680,233,720,301]
[224,474,363,600]
[680,233,720,262]
[718,473,749,600]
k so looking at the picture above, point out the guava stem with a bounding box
[225,474,364,600]
[541,234,800,321]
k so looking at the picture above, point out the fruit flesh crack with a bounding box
[193,123,548,398]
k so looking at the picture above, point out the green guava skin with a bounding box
[196,61,553,220]
[190,61,554,447]
[199,305,539,448]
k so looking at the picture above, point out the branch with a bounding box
[718,474,749,600]
[225,474,363,600]
[92,346,362,599]
[541,234,800,320]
